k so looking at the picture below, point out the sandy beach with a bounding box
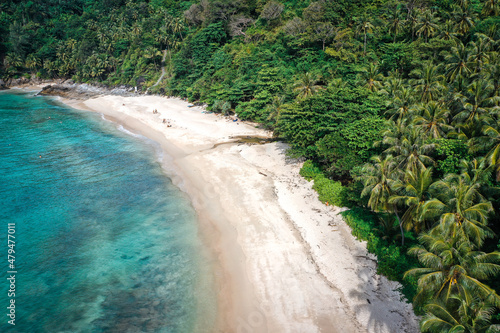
[43,89,418,332]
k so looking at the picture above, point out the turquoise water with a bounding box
[0,91,215,332]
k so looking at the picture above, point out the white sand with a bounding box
[59,94,419,333]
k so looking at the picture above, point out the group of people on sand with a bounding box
[162,118,172,127]
[152,108,172,127]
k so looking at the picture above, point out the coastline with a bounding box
[17,85,419,332]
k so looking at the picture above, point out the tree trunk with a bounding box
[394,210,405,246]
[364,32,367,55]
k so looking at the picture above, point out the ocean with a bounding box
[0,90,215,332]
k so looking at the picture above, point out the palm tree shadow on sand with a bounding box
[347,258,417,333]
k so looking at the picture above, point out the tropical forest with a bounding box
[1,0,500,331]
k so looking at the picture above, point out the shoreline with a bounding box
[14,86,419,332]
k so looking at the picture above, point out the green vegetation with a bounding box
[2,0,500,330]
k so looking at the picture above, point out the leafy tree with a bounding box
[316,116,385,179]
[260,1,284,22]
[434,138,470,177]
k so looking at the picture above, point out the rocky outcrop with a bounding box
[8,77,31,86]
[37,84,73,98]
[6,76,145,99]
[36,83,137,99]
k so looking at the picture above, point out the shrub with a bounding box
[312,174,345,207]
[299,160,322,180]
[300,160,346,207]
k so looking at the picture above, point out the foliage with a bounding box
[433,138,470,177]
[3,0,500,329]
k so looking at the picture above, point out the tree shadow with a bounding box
[348,256,418,333]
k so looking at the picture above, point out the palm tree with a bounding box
[380,76,403,98]
[144,47,163,70]
[169,17,186,41]
[417,10,439,43]
[131,23,142,38]
[293,72,323,99]
[484,58,500,97]
[266,95,285,126]
[454,80,496,125]
[329,77,348,90]
[361,155,406,244]
[438,20,459,41]
[385,86,415,124]
[388,9,405,43]
[452,5,475,36]
[413,101,453,139]
[405,228,500,306]
[375,214,402,243]
[356,15,375,55]
[43,59,58,78]
[469,34,491,74]
[4,53,23,70]
[482,0,500,17]
[408,14,419,41]
[155,26,169,49]
[445,42,473,82]
[411,62,445,102]
[357,63,384,92]
[390,167,435,233]
[425,171,494,247]
[478,123,500,180]
[383,127,435,172]
[25,54,41,74]
[421,296,500,332]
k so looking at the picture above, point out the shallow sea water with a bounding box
[0,91,215,333]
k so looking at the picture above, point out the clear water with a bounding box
[0,91,215,332]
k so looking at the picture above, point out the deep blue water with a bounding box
[0,91,214,332]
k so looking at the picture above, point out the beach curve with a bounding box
[58,93,419,333]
